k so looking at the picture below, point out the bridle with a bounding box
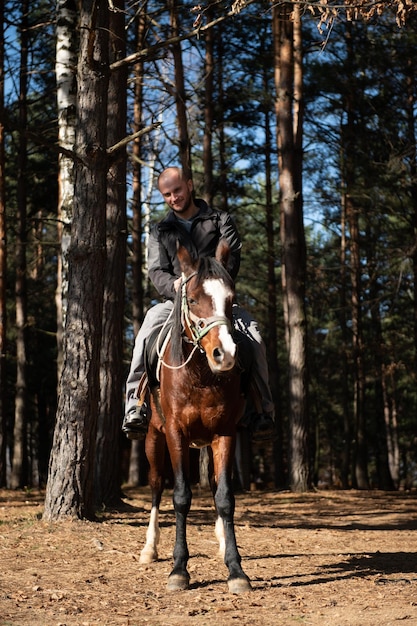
[157,270,233,373]
[180,271,232,347]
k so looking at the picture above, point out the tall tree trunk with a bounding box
[11,0,29,489]
[339,191,351,488]
[0,0,7,486]
[96,0,127,507]
[261,41,282,486]
[202,5,214,203]
[169,0,191,178]
[344,24,369,489]
[131,6,147,338]
[127,3,148,487]
[382,364,400,488]
[404,56,417,373]
[273,3,310,492]
[217,36,227,211]
[55,0,77,378]
[43,0,109,520]
[346,194,368,489]
[366,228,394,490]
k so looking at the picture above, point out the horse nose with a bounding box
[212,347,235,371]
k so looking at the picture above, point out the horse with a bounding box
[139,239,252,594]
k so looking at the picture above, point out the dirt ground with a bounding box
[1,487,417,626]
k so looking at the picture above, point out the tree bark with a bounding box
[95,0,127,507]
[131,5,147,338]
[273,3,310,492]
[260,33,282,487]
[382,364,400,488]
[339,191,351,488]
[366,228,394,490]
[127,3,148,488]
[43,0,109,520]
[55,0,77,379]
[404,55,417,372]
[203,5,214,204]
[217,35,228,212]
[11,0,29,489]
[169,0,191,178]
[344,23,369,490]
[0,0,7,486]
[346,189,368,489]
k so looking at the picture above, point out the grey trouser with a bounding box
[125,302,274,416]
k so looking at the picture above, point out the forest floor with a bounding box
[1,487,417,626]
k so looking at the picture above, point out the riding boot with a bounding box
[251,412,275,443]
[122,402,150,440]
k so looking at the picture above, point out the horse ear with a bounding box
[215,239,230,268]
[177,241,195,275]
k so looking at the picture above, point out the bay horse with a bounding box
[139,239,252,594]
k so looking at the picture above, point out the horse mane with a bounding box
[169,256,234,365]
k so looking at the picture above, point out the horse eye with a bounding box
[188,298,197,306]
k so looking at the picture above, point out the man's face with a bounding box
[158,174,193,215]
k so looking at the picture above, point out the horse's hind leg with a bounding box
[140,426,165,564]
[213,440,252,594]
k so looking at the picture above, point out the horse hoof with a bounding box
[228,577,252,594]
[166,573,190,591]
[139,547,158,564]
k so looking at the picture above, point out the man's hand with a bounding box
[174,277,182,292]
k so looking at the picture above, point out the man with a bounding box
[123,166,275,440]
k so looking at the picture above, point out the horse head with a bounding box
[176,240,237,374]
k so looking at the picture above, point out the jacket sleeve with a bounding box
[147,225,177,300]
[219,212,242,280]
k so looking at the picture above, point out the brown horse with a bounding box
[139,239,252,594]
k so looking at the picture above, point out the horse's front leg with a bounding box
[213,435,252,594]
[166,429,192,591]
[140,423,166,564]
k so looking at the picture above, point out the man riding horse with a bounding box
[123,166,275,441]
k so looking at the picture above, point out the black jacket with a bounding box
[147,199,242,300]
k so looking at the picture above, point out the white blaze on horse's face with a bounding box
[203,277,236,372]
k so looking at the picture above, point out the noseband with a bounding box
[181,271,232,347]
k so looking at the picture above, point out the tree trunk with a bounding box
[55,0,77,379]
[169,0,191,178]
[404,56,417,372]
[366,229,394,490]
[261,39,282,487]
[127,4,148,488]
[273,3,310,492]
[346,190,368,489]
[339,191,351,488]
[217,36,228,212]
[202,5,214,204]
[11,0,29,489]
[382,364,400,488]
[95,0,127,507]
[43,0,109,520]
[131,5,147,337]
[344,24,369,490]
[0,0,7,486]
